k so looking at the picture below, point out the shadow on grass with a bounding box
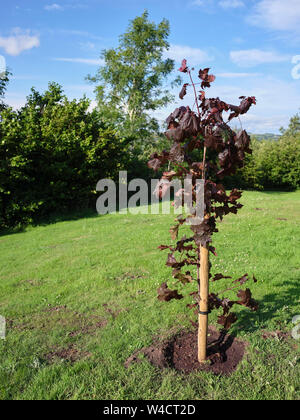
[1,189,298,237]
[231,277,300,334]
[33,207,100,226]
[0,224,27,237]
[0,207,101,238]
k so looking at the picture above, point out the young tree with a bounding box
[149,60,258,363]
[87,10,180,140]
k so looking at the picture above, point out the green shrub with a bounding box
[238,133,300,191]
[0,83,128,229]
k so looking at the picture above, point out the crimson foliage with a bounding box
[149,60,258,331]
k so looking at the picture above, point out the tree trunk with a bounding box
[198,243,209,363]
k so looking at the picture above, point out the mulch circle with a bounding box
[125,326,247,376]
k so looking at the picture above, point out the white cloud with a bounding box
[238,114,288,134]
[0,29,40,56]
[0,55,6,76]
[57,30,104,41]
[65,84,94,93]
[248,0,300,32]
[63,84,95,103]
[230,49,289,67]
[189,0,216,10]
[152,75,300,134]
[232,37,245,44]
[53,57,104,65]
[79,41,96,51]
[190,0,205,5]
[44,3,87,12]
[207,77,300,133]
[164,44,213,65]
[11,75,40,81]
[191,0,244,9]
[44,4,63,11]
[219,0,244,8]
[4,92,26,110]
[88,100,98,112]
[217,72,261,78]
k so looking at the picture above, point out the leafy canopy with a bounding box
[87,10,180,139]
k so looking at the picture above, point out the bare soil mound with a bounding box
[125,326,247,376]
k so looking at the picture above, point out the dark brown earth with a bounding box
[67,319,107,337]
[116,272,145,282]
[102,303,127,319]
[45,305,68,312]
[44,345,91,363]
[125,326,247,376]
[261,330,291,341]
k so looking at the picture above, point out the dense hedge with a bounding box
[0,83,128,229]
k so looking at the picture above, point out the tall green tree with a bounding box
[87,10,180,140]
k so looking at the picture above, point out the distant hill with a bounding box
[249,133,281,141]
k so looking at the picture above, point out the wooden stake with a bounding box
[198,243,209,363]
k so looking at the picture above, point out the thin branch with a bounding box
[187,70,206,180]
[188,70,201,118]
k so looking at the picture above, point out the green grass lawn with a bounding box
[0,190,299,400]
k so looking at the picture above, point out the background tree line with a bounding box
[225,122,300,191]
[0,11,299,230]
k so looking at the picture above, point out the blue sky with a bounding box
[1,0,300,133]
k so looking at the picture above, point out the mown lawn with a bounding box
[0,190,299,400]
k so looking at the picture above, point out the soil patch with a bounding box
[102,303,127,318]
[44,345,91,363]
[24,279,43,287]
[117,272,144,281]
[44,305,68,312]
[125,326,247,376]
[261,330,291,341]
[10,305,108,336]
[68,319,108,337]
